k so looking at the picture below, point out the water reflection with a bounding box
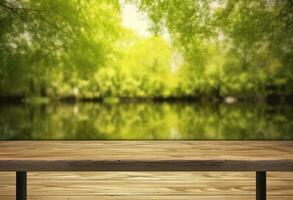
[0,103,292,140]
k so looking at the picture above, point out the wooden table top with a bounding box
[0,141,293,171]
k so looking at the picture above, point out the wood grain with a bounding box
[1,141,293,171]
[1,172,293,195]
[1,197,293,200]
[2,172,293,181]
[1,172,293,199]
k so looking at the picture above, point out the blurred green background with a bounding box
[1,103,293,140]
[0,0,292,139]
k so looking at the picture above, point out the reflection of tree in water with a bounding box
[0,103,292,140]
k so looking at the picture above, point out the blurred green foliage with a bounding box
[0,0,293,100]
[0,0,121,97]
[0,103,292,140]
[132,0,293,97]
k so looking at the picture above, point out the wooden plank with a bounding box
[1,196,293,200]
[2,172,293,181]
[26,181,293,196]
[1,172,293,198]
[0,181,251,196]
[1,177,293,196]
[1,141,293,171]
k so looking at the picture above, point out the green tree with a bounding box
[0,0,122,97]
[131,0,293,96]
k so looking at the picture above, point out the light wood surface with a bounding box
[1,172,293,199]
[0,141,293,171]
[1,197,293,200]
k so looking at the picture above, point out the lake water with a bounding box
[0,102,292,140]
